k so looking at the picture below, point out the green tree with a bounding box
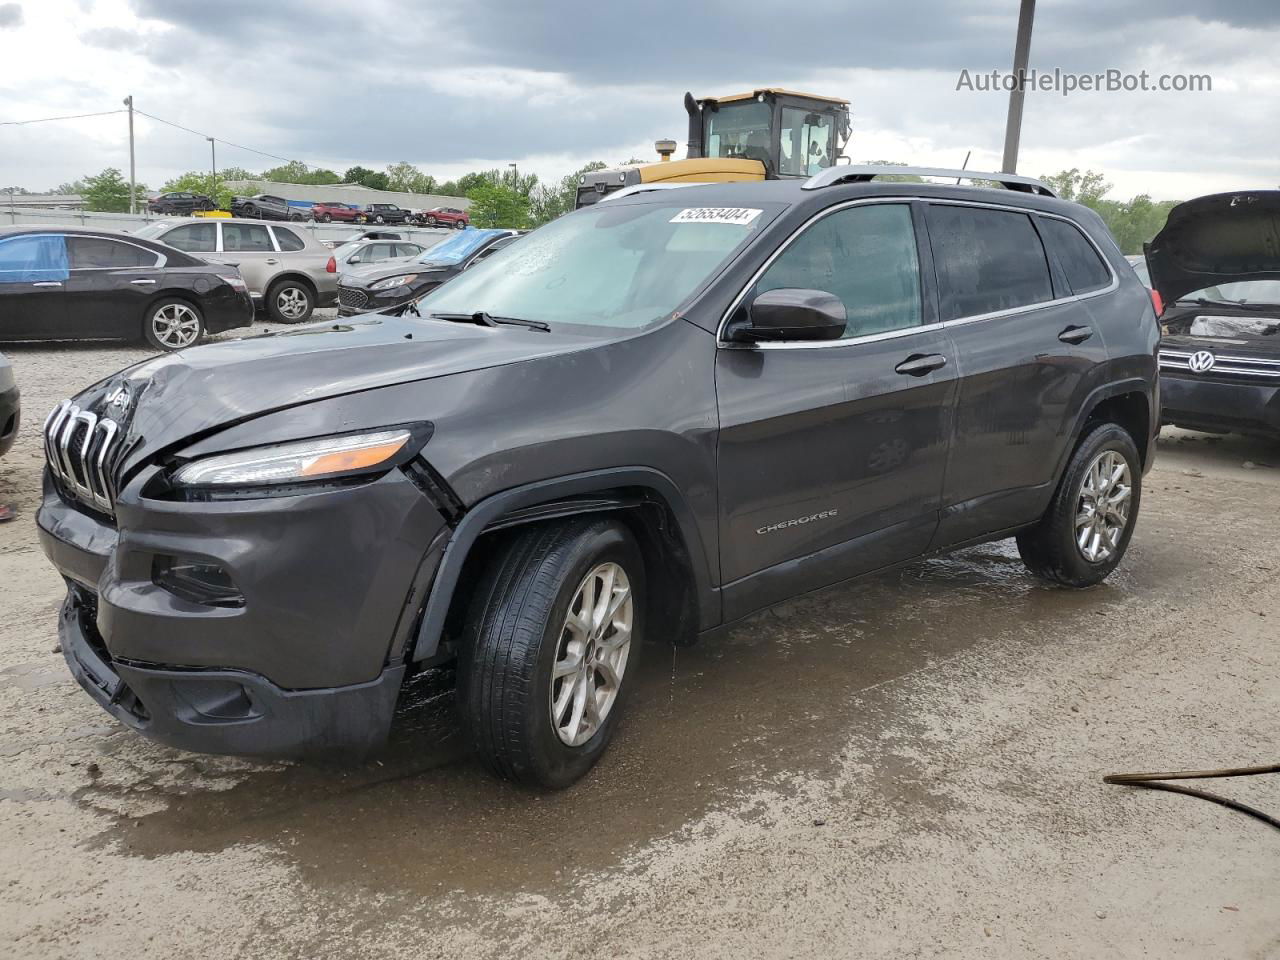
[82,167,143,212]
[1040,168,1111,205]
[54,180,88,195]
[1,186,31,195]
[385,161,437,194]
[217,166,255,182]
[466,183,531,229]
[260,160,310,183]
[530,160,606,225]
[342,166,390,190]
[1038,168,1179,254]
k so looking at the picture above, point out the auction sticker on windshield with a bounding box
[670,207,762,225]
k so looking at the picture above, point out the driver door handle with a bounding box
[33,281,63,287]
[130,278,156,285]
[895,353,948,377]
[1059,324,1093,345]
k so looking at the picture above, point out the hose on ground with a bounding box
[1103,763,1280,832]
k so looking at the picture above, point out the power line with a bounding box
[136,109,321,168]
[0,109,126,126]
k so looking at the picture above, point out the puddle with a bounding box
[71,535,1196,902]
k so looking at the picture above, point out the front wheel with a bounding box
[144,298,204,351]
[1016,422,1142,587]
[266,280,314,323]
[459,518,645,788]
[374,215,385,224]
[454,220,466,230]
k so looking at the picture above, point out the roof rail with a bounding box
[802,165,1056,197]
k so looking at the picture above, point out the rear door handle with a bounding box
[265,258,279,265]
[130,278,156,285]
[1059,324,1093,345]
[895,353,948,377]
[33,281,63,287]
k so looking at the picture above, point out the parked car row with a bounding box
[158,193,471,227]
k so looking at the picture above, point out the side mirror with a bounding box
[726,288,846,343]
[348,256,361,264]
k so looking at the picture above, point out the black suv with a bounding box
[364,203,410,225]
[37,167,1158,787]
[230,194,301,221]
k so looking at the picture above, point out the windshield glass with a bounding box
[416,231,496,265]
[705,101,772,163]
[1182,279,1280,305]
[417,201,775,332]
[132,222,171,239]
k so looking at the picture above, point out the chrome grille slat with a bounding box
[43,400,123,518]
[1158,349,1280,380]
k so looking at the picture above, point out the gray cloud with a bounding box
[0,3,23,28]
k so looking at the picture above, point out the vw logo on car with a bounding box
[1187,350,1217,373]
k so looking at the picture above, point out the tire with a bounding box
[242,205,258,219]
[374,215,385,224]
[459,518,645,788]
[320,214,332,223]
[266,279,314,323]
[454,220,466,230]
[425,216,437,227]
[1016,422,1142,587]
[143,298,204,351]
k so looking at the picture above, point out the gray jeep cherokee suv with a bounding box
[37,167,1159,787]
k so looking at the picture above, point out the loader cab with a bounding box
[574,88,851,208]
[691,89,851,177]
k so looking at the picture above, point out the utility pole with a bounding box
[123,95,136,213]
[1001,0,1036,174]
[208,137,216,179]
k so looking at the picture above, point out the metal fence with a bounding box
[0,207,457,246]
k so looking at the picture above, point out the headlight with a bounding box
[370,274,418,291]
[172,429,413,488]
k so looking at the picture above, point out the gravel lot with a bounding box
[1,330,1278,959]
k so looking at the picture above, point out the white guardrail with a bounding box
[0,207,458,246]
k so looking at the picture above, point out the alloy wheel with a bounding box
[1075,449,1132,563]
[549,562,634,747]
[150,302,201,349]
[275,286,310,321]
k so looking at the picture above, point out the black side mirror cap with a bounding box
[726,288,847,343]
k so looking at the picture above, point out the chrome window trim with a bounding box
[715,196,1120,350]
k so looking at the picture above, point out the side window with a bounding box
[754,203,922,338]
[1039,217,1112,295]
[367,243,393,260]
[272,227,306,252]
[161,222,216,253]
[222,223,273,252]
[395,243,422,258]
[0,235,69,283]
[68,237,158,269]
[927,205,1053,320]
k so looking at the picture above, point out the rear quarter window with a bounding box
[272,227,306,252]
[1039,217,1113,294]
[927,205,1053,320]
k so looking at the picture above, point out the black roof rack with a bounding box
[802,164,1056,197]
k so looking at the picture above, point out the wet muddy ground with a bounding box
[2,336,1278,958]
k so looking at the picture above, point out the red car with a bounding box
[418,206,469,228]
[311,202,364,224]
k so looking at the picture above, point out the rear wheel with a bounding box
[454,220,466,229]
[1016,423,1142,587]
[266,279,314,323]
[459,518,644,788]
[320,213,332,223]
[374,214,385,224]
[144,298,204,351]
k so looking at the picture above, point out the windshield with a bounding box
[132,222,171,239]
[1181,279,1280,305]
[416,231,497,265]
[417,201,775,331]
[705,101,772,164]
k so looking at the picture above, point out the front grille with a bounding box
[338,286,369,309]
[44,400,122,517]
[1159,348,1280,381]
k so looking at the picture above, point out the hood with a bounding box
[340,257,448,285]
[74,314,592,473]
[1145,190,1280,304]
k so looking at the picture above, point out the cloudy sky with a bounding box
[1,0,1277,200]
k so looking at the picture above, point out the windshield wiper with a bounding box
[1176,297,1271,312]
[429,311,550,332]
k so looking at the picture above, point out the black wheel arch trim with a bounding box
[1060,376,1155,475]
[409,467,717,663]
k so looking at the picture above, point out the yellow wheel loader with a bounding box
[575,88,851,208]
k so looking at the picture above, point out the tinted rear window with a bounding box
[928,205,1053,320]
[1040,217,1111,294]
[272,227,306,252]
[68,236,158,268]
